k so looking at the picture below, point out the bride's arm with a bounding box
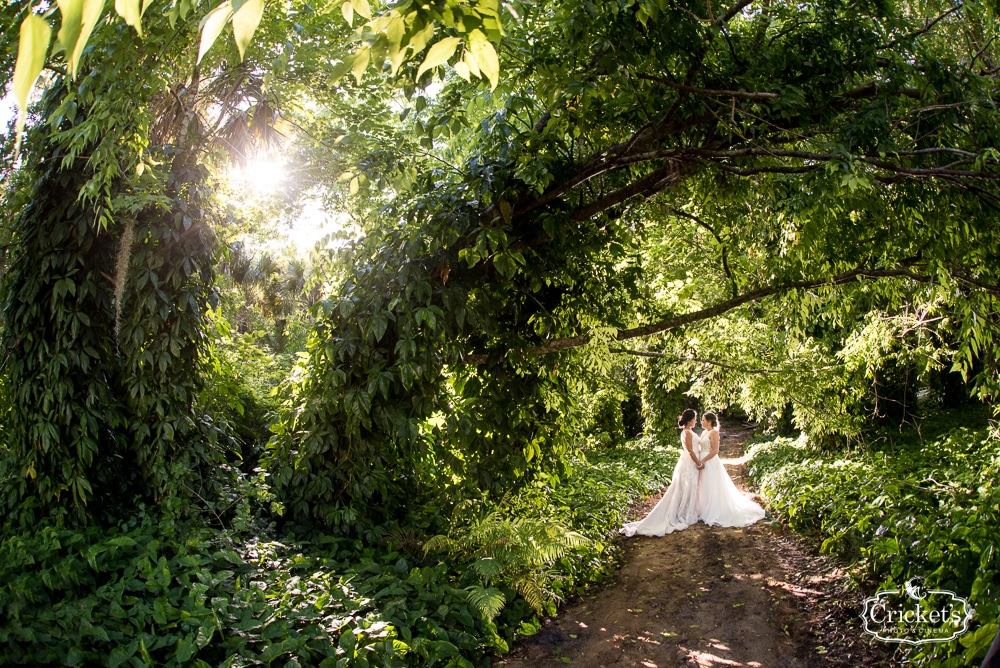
[700,430,721,463]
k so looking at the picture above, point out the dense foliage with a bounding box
[748,412,1000,666]
[0,436,676,666]
[262,0,1000,532]
[2,0,1000,664]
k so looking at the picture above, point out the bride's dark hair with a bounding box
[704,412,719,429]
[677,408,697,428]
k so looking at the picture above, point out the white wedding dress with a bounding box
[698,429,766,527]
[620,429,766,536]
[620,430,702,536]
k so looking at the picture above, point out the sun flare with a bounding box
[232,156,287,194]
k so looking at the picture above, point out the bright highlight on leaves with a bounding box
[198,1,235,64]
[114,0,143,36]
[415,37,460,82]
[351,44,371,83]
[467,29,498,89]
[12,14,51,153]
[232,0,265,60]
[340,0,370,28]
[57,0,106,80]
[13,15,50,115]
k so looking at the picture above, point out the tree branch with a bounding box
[878,5,961,50]
[636,73,780,99]
[609,348,786,374]
[715,0,755,27]
[568,163,685,222]
[461,266,932,363]
[839,83,922,100]
[668,207,738,297]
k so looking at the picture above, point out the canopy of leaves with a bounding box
[2,0,999,554]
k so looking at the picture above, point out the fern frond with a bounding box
[464,585,507,621]
[423,533,452,555]
[384,528,427,556]
[471,557,503,582]
[513,577,547,615]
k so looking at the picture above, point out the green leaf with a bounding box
[351,0,371,20]
[415,37,460,82]
[406,20,434,58]
[12,14,51,151]
[385,13,406,75]
[108,645,134,667]
[57,0,105,79]
[114,0,143,36]
[77,0,104,76]
[232,0,264,60]
[467,29,498,89]
[464,585,506,621]
[197,1,234,65]
[56,0,83,69]
[498,199,513,224]
[351,44,370,83]
[175,635,197,663]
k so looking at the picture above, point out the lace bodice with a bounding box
[681,429,702,456]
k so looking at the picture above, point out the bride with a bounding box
[620,408,703,536]
[620,410,765,536]
[697,412,766,527]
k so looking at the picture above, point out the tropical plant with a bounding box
[747,416,1000,665]
[425,503,590,618]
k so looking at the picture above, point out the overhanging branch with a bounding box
[609,348,786,374]
[461,266,931,364]
[636,73,780,99]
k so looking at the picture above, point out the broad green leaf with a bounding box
[351,44,370,83]
[115,0,142,36]
[351,0,371,20]
[12,14,51,121]
[232,0,264,60]
[467,29,498,89]
[498,199,513,224]
[406,20,434,58]
[56,0,84,70]
[369,32,388,72]
[454,60,470,82]
[341,0,353,26]
[462,48,480,79]
[197,1,234,64]
[57,0,104,79]
[386,13,406,75]
[415,36,460,82]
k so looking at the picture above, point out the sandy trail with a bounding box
[497,426,894,668]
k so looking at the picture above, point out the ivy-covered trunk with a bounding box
[1,127,129,520]
[1,87,221,525]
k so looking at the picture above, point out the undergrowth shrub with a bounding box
[0,433,678,666]
[747,428,1000,667]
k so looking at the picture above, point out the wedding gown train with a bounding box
[620,429,765,536]
[697,429,766,528]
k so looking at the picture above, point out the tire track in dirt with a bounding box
[496,426,895,668]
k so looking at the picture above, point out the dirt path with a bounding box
[497,425,895,668]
